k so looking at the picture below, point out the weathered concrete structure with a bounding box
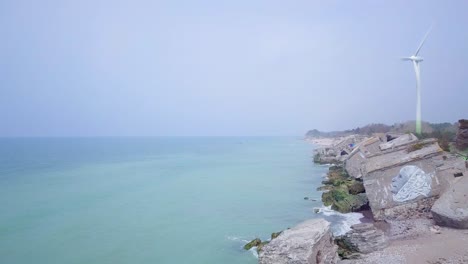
[431,163,468,229]
[345,137,382,179]
[314,135,368,164]
[336,223,388,255]
[345,134,418,179]
[361,140,460,220]
[259,219,339,264]
[378,133,418,151]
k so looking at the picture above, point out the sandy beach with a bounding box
[305,137,337,147]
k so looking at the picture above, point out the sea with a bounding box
[0,137,363,264]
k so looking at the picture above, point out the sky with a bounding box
[1,0,467,136]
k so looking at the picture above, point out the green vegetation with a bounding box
[420,130,456,152]
[407,141,432,152]
[313,153,321,163]
[271,231,282,240]
[243,238,262,250]
[335,237,360,259]
[320,166,368,213]
[243,231,283,252]
[306,121,457,139]
[256,241,269,252]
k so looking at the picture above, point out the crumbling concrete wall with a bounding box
[345,134,421,179]
[345,137,382,179]
[379,133,418,151]
[314,135,368,165]
[259,219,339,264]
[361,142,462,220]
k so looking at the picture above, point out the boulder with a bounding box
[322,191,368,213]
[271,231,282,239]
[456,119,468,150]
[320,166,369,213]
[431,174,468,229]
[259,219,338,264]
[336,223,388,257]
[244,238,261,250]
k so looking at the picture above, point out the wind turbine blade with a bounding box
[414,25,433,56]
[401,57,412,61]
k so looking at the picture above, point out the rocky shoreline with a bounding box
[248,120,468,264]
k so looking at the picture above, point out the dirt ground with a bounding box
[340,219,468,264]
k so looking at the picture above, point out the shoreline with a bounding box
[311,133,468,263]
[305,137,336,147]
[258,132,468,263]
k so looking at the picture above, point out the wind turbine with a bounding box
[401,26,432,135]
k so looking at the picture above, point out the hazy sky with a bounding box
[1,0,467,136]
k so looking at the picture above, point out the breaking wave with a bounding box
[227,235,258,258]
[314,205,364,236]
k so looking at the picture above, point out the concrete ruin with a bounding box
[378,133,418,151]
[336,223,388,255]
[314,132,468,223]
[431,162,468,229]
[313,135,368,164]
[362,140,452,220]
[345,134,418,179]
[259,219,339,264]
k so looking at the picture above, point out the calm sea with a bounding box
[0,137,360,264]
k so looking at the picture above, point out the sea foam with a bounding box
[314,206,364,236]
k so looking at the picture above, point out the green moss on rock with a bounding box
[335,236,362,260]
[347,181,365,195]
[271,231,282,240]
[319,166,369,213]
[256,241,269,252]
[243,238,261,250]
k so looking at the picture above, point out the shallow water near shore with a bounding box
[0,137,360,264]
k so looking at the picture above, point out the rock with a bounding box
[319,166,369,213]
[322,189,368,213]
[429,225,441,234]
[431,174,468,229]
[347,181,365,195]
[456,119,468,150]
[271,231,282,240]
[304,197,309,200]
[244,238,261,250]
[336,223,388,256]
[259,219,339,264]
[257,241,269,252]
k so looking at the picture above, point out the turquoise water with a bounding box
[0,137,341,264]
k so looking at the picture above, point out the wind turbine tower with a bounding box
[401,26,432,135]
